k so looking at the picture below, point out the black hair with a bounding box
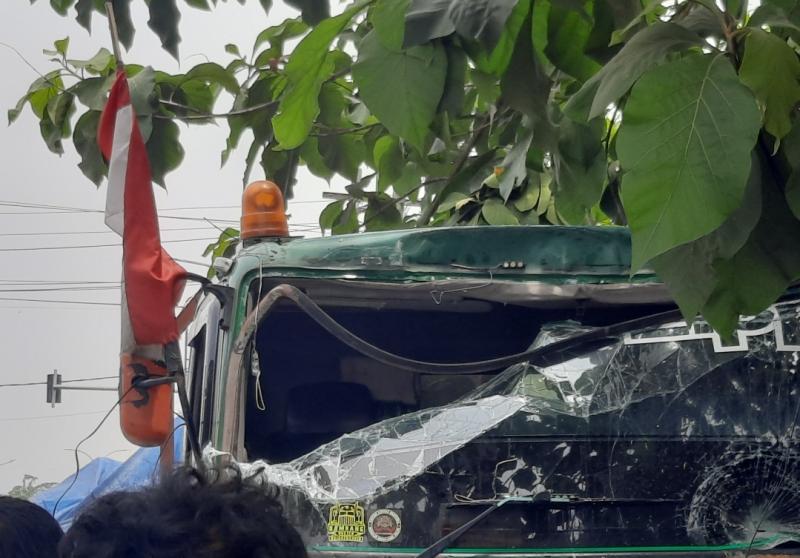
[0,495,64,558]
[59,468,308,558]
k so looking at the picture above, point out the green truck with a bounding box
[167,182,800,558]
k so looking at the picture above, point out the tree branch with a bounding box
[416,118,492,226]
[310,122,381,137]
[361,178,448,228]
[155,99,279,120]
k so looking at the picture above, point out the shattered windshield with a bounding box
[216,299,800,551]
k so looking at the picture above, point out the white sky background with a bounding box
[0,0,335,493]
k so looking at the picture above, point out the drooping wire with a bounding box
[51,384,135,519]
[151,417,186,479]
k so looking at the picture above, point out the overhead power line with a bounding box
[0,296,119,306]
[0,226,213,236]
[0,411,110,423]
[0,237,219,252]
[0,376,117,388]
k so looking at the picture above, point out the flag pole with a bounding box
[104,2,124,70]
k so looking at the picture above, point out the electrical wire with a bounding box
[0,297,119,306]
[0,226,214,237]
[0,286,119,293]
[0,411,109,423]
[0,376,117,389]
[0,237,219,252]
[52,385,135,519]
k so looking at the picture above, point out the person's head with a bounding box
[59,467,307,558]
[0,495,63,558]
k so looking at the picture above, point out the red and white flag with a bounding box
[98,70,186,362]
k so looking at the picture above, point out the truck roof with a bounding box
[230,225,659,285]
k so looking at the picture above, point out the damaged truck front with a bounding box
[176,185,800,558]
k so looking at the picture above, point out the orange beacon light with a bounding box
[241,180,289,239]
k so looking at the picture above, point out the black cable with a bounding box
[52,385,135,519]
[151,418,186,478]
[242,284,685,375]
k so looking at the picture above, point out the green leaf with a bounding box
[472,0,531,76]
[253,18,308,53]
[285,0,330,25]
[317,134,365,182]
[39,112,64,155]
[496,127,533,201]
[438,44,467,115]
[272,2,364,149]
[404,0,518,48]
[544,0,600,82]
[146,118,184,187]
[46,92,75,137]
[148,0,181,59]
[54,37,69,56]
[128,66,156,117]
[481,198,519,225]
[50,0,75,16]
[317,82,347,127]
[439,191,471,211]
[73,110,107,185]
[702,155,800,336]
[353,30,446,151]
[74,0,99,32]
[183,62,239,94]
[332,200,359,234]
[513,174,540,212]
[749,3,800,33]
[111,0,135,49]
[225,43,241,56]
[174,80,215,119]
[404,0,456,47]
[262,146,299,198]
[499,6,553,146]
[371,0,410,51]
[319,200,344,231]
[565,22,704,121]
[365,194,404,231]
[739,29,800,141]
[69,75,114,110]
[651,156,763,321]
[617,53,762,271]
[300,137,334,180]
[373,135,404,190]
[68,47,114,74]
[552,119,606,224]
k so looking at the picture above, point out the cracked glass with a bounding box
[210,299,800,552]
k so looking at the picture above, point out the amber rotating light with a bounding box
[241,180,289,239]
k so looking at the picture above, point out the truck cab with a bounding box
[181,183,800,558]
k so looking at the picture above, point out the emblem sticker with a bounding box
[327,503,366,542]
[368,509,402,543]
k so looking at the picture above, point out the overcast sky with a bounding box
[0,0,336,493]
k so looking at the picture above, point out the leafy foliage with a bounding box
[17,0,800,335]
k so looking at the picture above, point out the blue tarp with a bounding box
[33,420,185,530]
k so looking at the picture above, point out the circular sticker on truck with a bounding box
[368,509,402,542]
